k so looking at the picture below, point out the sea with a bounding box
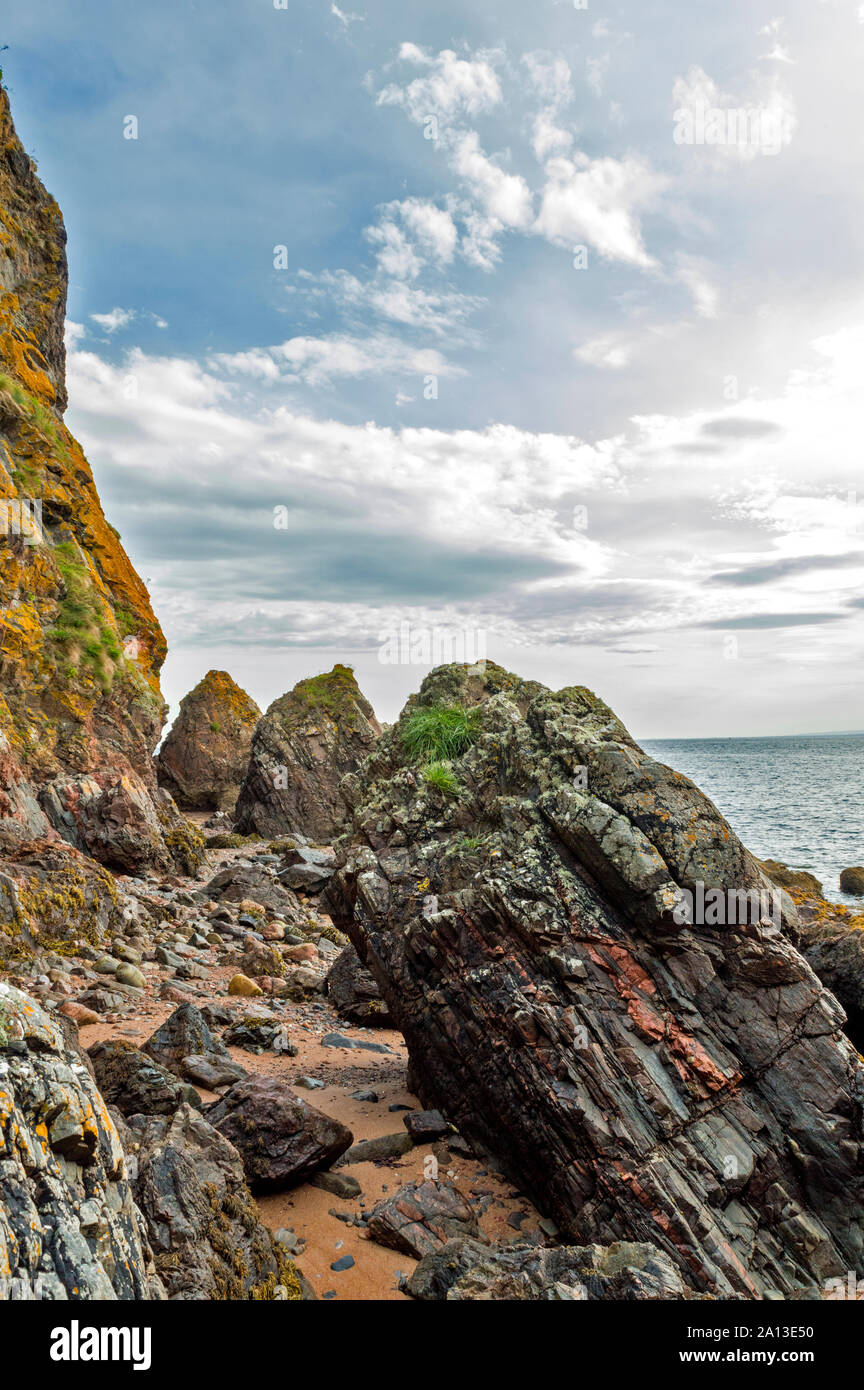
[641,733,864,906]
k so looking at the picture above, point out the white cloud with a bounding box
[377,45,503,124]
[212,333,459,387]
[531,113,573,160]
[366,198,458,279]
[574,333,634,370]
[675,256,719,318]
[64,320,87,349]
[535,152,666,267]
[522,53,572,107]
[90,307,136,333]
[331,3,364,25]
[450,132,534,229]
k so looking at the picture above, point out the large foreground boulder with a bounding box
[157,670,261,811]
[207,1074,353,1192]
[0,985,163,1299]
[326,662,864,1299]
[235,665,380,842]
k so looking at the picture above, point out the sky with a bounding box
[3,0,863,735]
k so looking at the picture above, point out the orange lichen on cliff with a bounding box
[0,80,167,786]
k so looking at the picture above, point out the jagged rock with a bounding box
[366,1179,481,1258]
[326,945,393,1027]
[326,661,864,1298]
[0,83,180,874]
[88,1039,201,1116]
[841,867,864,896]
[206,1074,353,1192]
[0,985,164,1299]
[759,859,824,897]
[407,1237,690,1301]
[157,670,261,812]
[223,1017,296,1055]
[124,1103,307,1299]
[277,846,335,892]
[404,1109,451,1142]
[142,1002,245,1085]
[235,665,381,842]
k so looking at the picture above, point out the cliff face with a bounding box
[0,84,191,876]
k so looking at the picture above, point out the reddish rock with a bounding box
[157,670,260,812]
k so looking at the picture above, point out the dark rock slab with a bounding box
[206,1075,353,1192]
[326,945,394,1027]
[88,1039,202,1117]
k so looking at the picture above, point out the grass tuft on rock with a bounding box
[421,761,460,796]
[401,705,480,764]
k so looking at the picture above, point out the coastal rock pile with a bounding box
[327,662,864,1298]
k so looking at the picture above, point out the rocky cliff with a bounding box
[326,662,864,1298]
[157,669,260,811]
[0,82,197,882]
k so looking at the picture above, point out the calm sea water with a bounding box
[641,734,864,905]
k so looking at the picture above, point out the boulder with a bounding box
[0,985,163,1299]
[206,1074,353,1192]
[156,670,261,812]
[326,945,394,1027]
[142,1002,246,1085]
[840,867,864,896]
[235,664,381,842]
[366,1179,480,1258]
[0,840,126,964]
[325,661,864,1298]
[88,1039,202,1116]
[204,863,305,921]
[407,1237,690,1301]
[124,1103,307,1299]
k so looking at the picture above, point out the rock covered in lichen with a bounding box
[0,983,164,1299]
[157,670,261,812]
[0,839,126,964]
[235,664,380,842]
[326,661,864,1298]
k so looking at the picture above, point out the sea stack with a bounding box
[157,669,261,811]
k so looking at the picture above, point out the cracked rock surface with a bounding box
[327,661,864,1298]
